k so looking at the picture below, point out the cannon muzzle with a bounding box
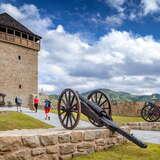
[101,117,147,148]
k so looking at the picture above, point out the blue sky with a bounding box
[1,0,160,94]
[4,0,160,40]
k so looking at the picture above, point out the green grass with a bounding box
[52,109,144,124]
[112,115,144,124]
[0,111,53,131]
[73,143,160,160]
[75,114,144,125]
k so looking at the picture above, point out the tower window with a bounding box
[22,33,27,39]
[7,29,14,35]
[19,84,22,89]
[18,55,21,60]
[0,27,6,32]
[15,31,21,37]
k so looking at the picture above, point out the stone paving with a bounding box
[0,106,93,129]
[131,130,160,144]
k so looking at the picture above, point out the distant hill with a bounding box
[82,89,160,102]
[46,88,160,102]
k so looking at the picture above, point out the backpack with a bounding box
[45,100,51,108]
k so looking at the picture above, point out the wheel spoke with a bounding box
[71,113,76,122]
[68,90,71,103]
[70,103,78,111]
[61,98,67,106]
[91,97,95,103]
[62,112,68,123]
[97,94,103,105]
[99,99,107,107]
[95,93,97,103]
[69,113,73,126]
[66,113,69,126]
[70,95,75,106]
[64,92,68,103]
[59,110,66,116]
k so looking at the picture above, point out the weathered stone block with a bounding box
[0,137,22,152]
[0,156,4,160]
[46,146,58,154]
[95,139,106,146]
[58,133,70,143]
[51,154,59,160]
[84,131,95,141]
[22,136,40,148]
[72,151,88,158]
[70,131,83,143]
[77,142,94,153]
[4,149,31,160]
[59,154,72,160]
[33,154,50,160]
[101,129,110,138]
[31,147,46,156]
[40,134,58,146]
[59,144,75,155]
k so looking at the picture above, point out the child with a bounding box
[44,98,52,120]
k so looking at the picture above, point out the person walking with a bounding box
[44,98,52,120]
[34,96,39,112]
[15,96,22,112]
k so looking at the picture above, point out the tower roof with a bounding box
[0,13,41,39]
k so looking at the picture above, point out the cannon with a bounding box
[141,101,160,122]
[57,88,147,148]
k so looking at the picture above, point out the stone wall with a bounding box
[112,102,144,117]
[0,127,130,160]
[0,41,38,107]
[126,122,160,131]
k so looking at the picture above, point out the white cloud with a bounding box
[1,3,160,95]
[105,15,123,26]
[141,0,160,15]
[0,3,52,35]
[105,0,125,12]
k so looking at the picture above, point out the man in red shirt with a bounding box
[34,96,39,112]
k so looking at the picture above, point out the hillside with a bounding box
[82,89,160,102]
[45,89,160,103]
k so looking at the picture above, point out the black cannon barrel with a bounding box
[101,117,147,148]
[78,94,147,148]
[78,94,111,119]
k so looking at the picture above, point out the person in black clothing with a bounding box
[15,96,22,112]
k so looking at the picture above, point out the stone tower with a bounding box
[0,13,41,107]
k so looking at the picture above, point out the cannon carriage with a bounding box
[57,88,147,148]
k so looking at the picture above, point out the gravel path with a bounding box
[0,106,93,129]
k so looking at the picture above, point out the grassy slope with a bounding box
[73,143,160,160]
[0,111,53,131]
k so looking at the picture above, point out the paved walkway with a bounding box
[131,130,160,144]
[0,106,93,129]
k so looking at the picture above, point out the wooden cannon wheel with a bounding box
[87,90,112,127]
[57,88,81,129]
[141,102,160,122]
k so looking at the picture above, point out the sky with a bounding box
[1,0,160,95]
